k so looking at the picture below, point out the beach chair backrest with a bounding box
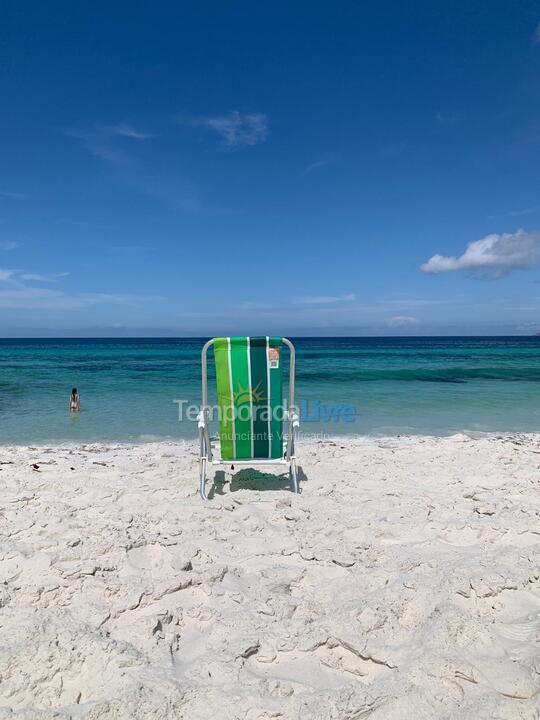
[213,336,284,460]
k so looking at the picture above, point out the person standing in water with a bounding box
[69,387,80,412]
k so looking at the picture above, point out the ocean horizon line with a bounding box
[0,333,539,341]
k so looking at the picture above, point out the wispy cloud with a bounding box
[55,218,110,230]
[69,122,200,211]
[239,300,276,310]
[172,295,436,336]
[0,240,19,250]
[184,111,269,147]
[0,191,29,200]
[68,123,152,165]
[385,315,419,328]
[299,293,356,305]
[381,298,455,308]
[0,268,17,281]
[0,267,159,310]
[300,154,337,176]
[436,111,459,127]
[421,229,540,278]
[19,271,69,282]
[380,140,408,158]
[109,244,150,253]
[0,287,152,311]
[495,205,540,218]
[0,268,68,285]
[301,159,328,175]
[105,123,153,140]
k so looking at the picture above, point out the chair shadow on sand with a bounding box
[207,465,307,499]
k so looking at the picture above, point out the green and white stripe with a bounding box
[214,336,283,460]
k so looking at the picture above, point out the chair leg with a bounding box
[288,421,299,494]
[199,457,208,500]
[290,457,299,494]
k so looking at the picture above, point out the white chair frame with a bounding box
[197,337,300,500]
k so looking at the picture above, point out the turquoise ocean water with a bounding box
[1,337,539,444]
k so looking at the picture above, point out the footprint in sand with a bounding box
[126,544,173,573]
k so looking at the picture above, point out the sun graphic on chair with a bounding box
[234,381,267,405]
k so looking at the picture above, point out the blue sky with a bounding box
[2,1,540,336]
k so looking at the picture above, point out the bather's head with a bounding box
[71,387,77,396]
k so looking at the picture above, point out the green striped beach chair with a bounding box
[197,337,300,499]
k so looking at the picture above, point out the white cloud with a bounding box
[421,230,540,278]
[69,123,200,211]
[382,298,454,308]
[0,268,68,284]
[380,140,408,158]
[105,124,153,140]
[436,111,459,127]
[0,287,147,311]
[56,218,110,229]
[19,271,69,282]
[0,191,29,200]
[300,293,356,305]
[503,206,540,218]
[300,154,337,176]
[0,241,19,250]
[0,268,17,281]
[0,267,159,310]
[302,159,328,175]
[69,123,152,164]
[189,111,269,147]
[240,300,276,310]
[385,315,419,328]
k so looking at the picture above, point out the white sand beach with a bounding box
[1,434,539,719]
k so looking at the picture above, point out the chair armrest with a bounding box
[285,409,300,428]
